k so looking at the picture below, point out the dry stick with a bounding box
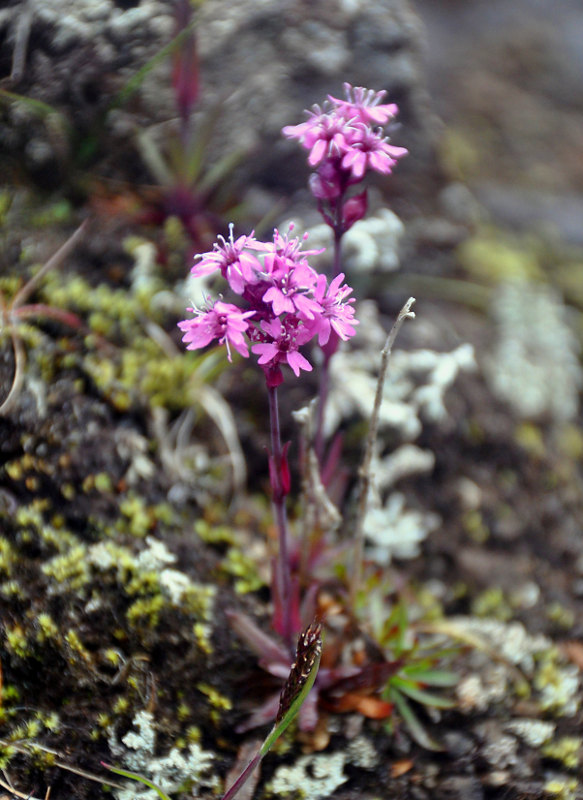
[12,220,88,311]
[349,297,416,608]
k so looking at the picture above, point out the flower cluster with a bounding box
[179,224,358,387]
[283,83,407,230]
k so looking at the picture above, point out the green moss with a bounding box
[515,422,546,458]
[196,683,232,711]
[193,622,213,655]
[462,509,489,544]
[0,537,17,575]
[36,613,60,642]
[0,580,25,599]
[194,519,236,546]
[126,570,161,596]
[4,624,32,658]
[457,227,543,284]
[42,544,90,588]
[64,629,93,668]
[37,711,60,733]
[545,602,575,630]
[94,472,114,493]
[104,648,123,667]
[545,778,579,800]
[220,549,266,594]
[471,587,513,621]
[113,696,131,715]
[542,738,581,770]
[181,584,216,618]
[0,745,17,769]
[186,726,201,743]
[126,594,166,628]
[120,493,155,538]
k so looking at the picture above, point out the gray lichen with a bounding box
[266,751,348,799]
[108,710,218,800]
[485,280,581,421]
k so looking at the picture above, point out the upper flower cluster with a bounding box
[282,82,407,201]
[179,224,358,386]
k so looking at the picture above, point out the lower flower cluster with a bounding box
[178,224,358,386]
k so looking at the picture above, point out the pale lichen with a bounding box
[108,710,218,800]
[485,280,581,421]
[266,751,348,799]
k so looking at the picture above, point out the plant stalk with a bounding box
[349,297,416,608]
[267,384,293,650]
[314,198,344,459]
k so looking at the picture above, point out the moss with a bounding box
[64,629,94,669]
[4,625,32,658]
[194,519,236,546]
[42,544,90,589]
[126,594,166,628]
[0,745,17,769]
[120,494,156,538]
[545,602,575,630]
[534,654,580,716]
[0,536,17,575]
[462,509,490,544]
[192,622,213,655]
[0,580,25,599]
[457,227,543,284]
[196,683,232,711]
[542,737,581,770]
[113,697,131,715]
[471,587,513,622]
[36,613,60,642]
[544,778,579,800]
[125,570,162,597]
[220,549,266,594]
[515,422,546,458]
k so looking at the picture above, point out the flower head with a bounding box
[191,223,263,294]
[283,83,407,204]
[340,124,408,180]
[181,224,358,382]
[252,317,314,380]
[328,83,398,126]
[311,272,358,345]
[178,300,255,361]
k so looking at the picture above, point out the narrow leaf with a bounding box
[102,763,171,800]
[400,668,458,687]
[390,678,455,709]
[389,690,443,752]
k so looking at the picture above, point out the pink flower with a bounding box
[328,83,398,126]
[311,273,358,345]
[283,110,357,168]
[191,224,263,294]
[178,301,255,361]
[341,124,408,180]
[252,317,313,378]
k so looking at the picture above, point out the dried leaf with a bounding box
[391,759,414,778]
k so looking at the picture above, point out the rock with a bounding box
[0,0,437,198]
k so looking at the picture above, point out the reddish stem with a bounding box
[267,384,293,651]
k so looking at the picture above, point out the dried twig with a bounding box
[349,297,416,607]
